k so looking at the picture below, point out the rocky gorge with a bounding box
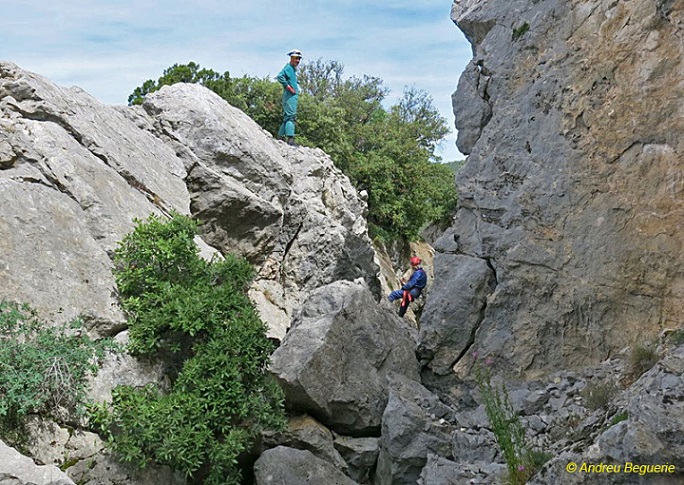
[1,0,684,484]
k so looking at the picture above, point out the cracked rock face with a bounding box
[0,63,379,341]
[434,0,684,377]
[270,281,420,435]
[0,61,381,483]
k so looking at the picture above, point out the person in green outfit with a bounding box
[277,49,303,146]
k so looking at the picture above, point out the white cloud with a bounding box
[1,1,471,158]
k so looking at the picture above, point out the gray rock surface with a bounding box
[375,374,458,485]
[529,344,684,485]
[270,281,420,434]
[0,61,381,484]
[418,454,506,485]
[0,439,74,485]
[333,435,380,484]
[418,250,495,375]
[442,0,684,376]
[261,415,348,475]
[254,446,359,485]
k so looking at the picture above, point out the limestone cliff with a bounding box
[0,60,381,484]
[0,61,379,342]
[422,0,684,378]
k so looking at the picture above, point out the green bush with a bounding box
[512,22,530,41]
[0,301,114,431]
[610,411,629,427]
[93,213,285,484]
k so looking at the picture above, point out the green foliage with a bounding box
[95,213,285,484]
[443,159,466,174]
[472,354,548,484]
[129,60,458,241]
[128,62,233,105]
[512,22,530,41]
[610,411,629,427]
[0,301,114,431]
[580,380,619,411]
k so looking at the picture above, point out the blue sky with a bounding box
[2,1,472,160]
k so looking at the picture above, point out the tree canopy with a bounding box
[129,60,457,240]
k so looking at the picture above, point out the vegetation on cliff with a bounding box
[89,214,285,485]
[129,61,457,240]
[0,302,114,436]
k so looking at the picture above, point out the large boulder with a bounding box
[261,415,348,475]
[0,439,74,485]
[443,0,684,376]
[334,435,380,484]
[134,83,380,339]
[0,61,188,334]
[418,241,496,375]
[254,446,359,485]
[375,374,457,485]
[270,281,420,434]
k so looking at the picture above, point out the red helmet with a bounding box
[410,256,422,266]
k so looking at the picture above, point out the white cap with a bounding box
[288,49,303,58]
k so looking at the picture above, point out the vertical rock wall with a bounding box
[422,0,684,377]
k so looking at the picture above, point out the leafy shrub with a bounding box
[472,353,548,484]
[93,213,285,484]
[0,301,114,431]
[580,381,619,411]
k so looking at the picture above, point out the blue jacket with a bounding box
[401,268,427,293]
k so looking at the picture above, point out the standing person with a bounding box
[388,257,427,317]
[277,49,303,146]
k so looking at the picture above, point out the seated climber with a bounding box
[388,257,427,317]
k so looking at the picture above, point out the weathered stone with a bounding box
[453,61,492,155]
[261,415,348,474]
[451,430,498,464]
[0,178,126,334]
[447,0,684,376]
[418,252,495,375]
[418,454,506,485]
[254,446,358,485]
[0,439,74,485]
[375,374,456,485]
[20,418,183,485]
[333,435,380,484]
[270,281,420,434]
